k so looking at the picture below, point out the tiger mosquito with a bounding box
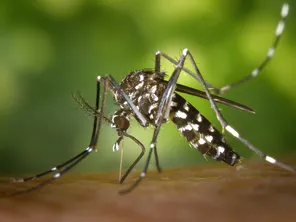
[8,3,294,195]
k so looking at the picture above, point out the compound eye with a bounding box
[113,115,130,131]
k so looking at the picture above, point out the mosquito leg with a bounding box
[155,49,190,173]
[10,148,93,183]
[10,148,92,196]
[155,50,161,73]
[152,50,166,173]
[209,3,289,94]
[118,142,154,194]
[119,132,145,184]
[107,75,149,128]
[153,144,162,173]
[154,4,289,96]
[155,51,213,91]
[119,49,189,194]
[9,75,109,195]
[157,47,296,173]
[88,75,107,148]
[184,49,296,173]
[158,3,289,95]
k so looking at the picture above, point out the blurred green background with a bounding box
[0,0,295,176]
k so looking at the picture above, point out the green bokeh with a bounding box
[0,0,295,175]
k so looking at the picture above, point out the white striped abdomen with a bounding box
[169,93,240,166]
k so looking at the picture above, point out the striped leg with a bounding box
[209,3,289,94]
[119,49,190,194]
[156,3,289,95]
[8,75,109,196]
[164,48,296,173]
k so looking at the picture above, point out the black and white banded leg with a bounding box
[210,3,289,94]
[112,126,146,184]
[8,75,146,195]
[120,44,295,194]
[155,3,289,95]
[119,48,190,194]
[8,77,108,196]
[167,48,295,172]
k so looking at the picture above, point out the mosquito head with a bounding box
[111,115,130,131]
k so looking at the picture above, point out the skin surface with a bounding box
[0,160,296,222]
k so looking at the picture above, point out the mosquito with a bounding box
[8,2,294,195]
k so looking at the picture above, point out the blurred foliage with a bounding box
[0,0,296,175]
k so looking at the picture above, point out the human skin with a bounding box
[0,160,296,222]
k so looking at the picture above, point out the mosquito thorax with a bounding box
[114,70,167,126]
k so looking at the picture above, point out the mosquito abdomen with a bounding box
[169,93,240,166]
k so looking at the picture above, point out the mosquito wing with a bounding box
[160,80,255,114]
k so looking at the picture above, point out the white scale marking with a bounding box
[267,47,275,58]
[221,85,230,92]
[183,102,190,111]
[218,146,225,154]
[179,125,193,132]
[205,135,213,142]
[139,74,144,81]
[266,156,276,164]
[135,81,144,90]
[225,125,239,138]
[232,154,237,161]
[213,146,225,159]
[151,93,159,101]
[281,3,289,18]
[51,167,57,172]
[171,101,178,107]
[197,113,202,122]
[86,147,93,152]
[276,21,285,36]
[53,173,60,178]
[209,125,215,132]
[129,92,135,98]
[148,103,158,114]
[198,138,206,145]
[252,69,259,77]
[191,123,199,131]
[111,114,118,123]
[192,142,199,149]
[112,142,119,152]
[175,110,187,119]
[150,85,157,94]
